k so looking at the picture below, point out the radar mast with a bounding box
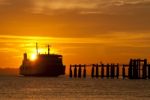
[48,45,50,55]
[36,43,38,55]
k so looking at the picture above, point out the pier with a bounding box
[69,59,150,79]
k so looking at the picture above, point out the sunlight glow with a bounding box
[31,54,37,61]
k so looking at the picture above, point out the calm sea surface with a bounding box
[0,76,150,100]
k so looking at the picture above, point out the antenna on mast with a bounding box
[48,44,50,55]
[36,43,38,55]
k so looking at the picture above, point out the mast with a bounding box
[48,45,50,55]
[36,43,38,55]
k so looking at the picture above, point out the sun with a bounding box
[31,54,37,61]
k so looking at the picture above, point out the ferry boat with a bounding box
[20,43,65,76]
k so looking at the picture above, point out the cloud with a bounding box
[1,34,150,48]
[29,0,150,14]
[1,0,148,14]
[0,0,150,37]
[32,0,98,9]
[104,1,150,15]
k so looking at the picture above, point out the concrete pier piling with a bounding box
[69,59,150,79]
[96,64,99,78]
[111,64,115,79]
[106,64,109,79]
[122,65,125,79]
[78,65,82,78]
[83,65,86,78]
[69,65,72,78]
[116,64,119,79]
[148,65,150,79]
[128,59,148,79]
[69,64,87,78]
[142,60,147,79]
[74,65,77,78]
[91,66,94,78]
[101,64,104,79]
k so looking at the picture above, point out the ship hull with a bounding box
[20,65,65,77]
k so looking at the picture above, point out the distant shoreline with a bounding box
[0,68,19,76]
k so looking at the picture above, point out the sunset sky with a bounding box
[0,0,150,69]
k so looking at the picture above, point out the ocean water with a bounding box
[0,76,150,100]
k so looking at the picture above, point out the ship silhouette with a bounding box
[20,43,65,76]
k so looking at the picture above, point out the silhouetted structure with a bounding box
[69,59,150,79]
[123,59,149,79]
[20,43,65,77]
[69,64,119,79]
[69,64,87,78]
[83,65,86,78]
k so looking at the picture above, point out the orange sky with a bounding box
[0,0,150,69]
